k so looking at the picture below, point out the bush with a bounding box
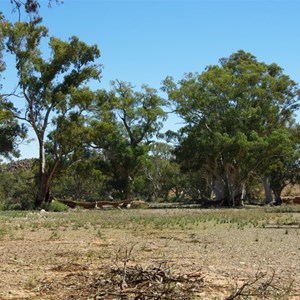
[43,201,68,212]
[0,170,36,210]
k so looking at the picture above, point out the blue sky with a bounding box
[1,0,300,159]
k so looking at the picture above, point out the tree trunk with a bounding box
[209,168,244,207]
[34,138,61,208]
[209,178,224,201]
[35,173,50,208]
[273,189,283,206]
[35,141,55,208]
[35,140,51,208]
[263,177,273,204]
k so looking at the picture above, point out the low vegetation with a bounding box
[0,207,299,299]
[0,1,299,299]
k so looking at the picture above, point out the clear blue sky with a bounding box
[1,0,300,159]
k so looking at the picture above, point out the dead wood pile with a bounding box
[93,262,204,299]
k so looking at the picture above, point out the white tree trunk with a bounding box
[263,177,273,204]
[35,140,49,208]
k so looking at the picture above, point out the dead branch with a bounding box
[226,268,294,300]
[94,262,204,299]
[55,198,132,210]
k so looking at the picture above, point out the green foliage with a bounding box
[135,142,184,201]
[0,166,36,210]
[2,17,101,206]
[51,160,108,201]
[88,81,168,199]
[42,200,67,212]
[1,18,300,211]
[0,110,27,159]
[163,50,300,205]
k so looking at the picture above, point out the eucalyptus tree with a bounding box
[88,81,167,200]
[0,14,27,160]
[265,126,300,205]
[163,50,300,206]
[137,142,182,201]
[2,18,101,207]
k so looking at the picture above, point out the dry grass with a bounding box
[0,206,299,299]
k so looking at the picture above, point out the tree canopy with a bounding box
[163,50,300,206]
[1,0,300,209]
[87,81,167,199]
[1,17,101,206]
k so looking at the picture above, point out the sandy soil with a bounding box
[0,208,299,299]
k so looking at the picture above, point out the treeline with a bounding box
[0,1,299,209]
[0,146,181,210]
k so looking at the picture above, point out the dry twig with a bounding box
[226,268,294,300]
[93,262,204,299]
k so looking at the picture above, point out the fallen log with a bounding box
[56,199,132,210]
[96,200,132,209]
[56,199,77,209]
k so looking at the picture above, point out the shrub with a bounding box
[43,200,68,212]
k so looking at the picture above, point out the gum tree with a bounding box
[2,18,101,207]
[163,50,300,206]
[88,81,167,200]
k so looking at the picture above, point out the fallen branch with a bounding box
[94,262,204,299]
[55,199,132,210]
[226,269,294,300]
